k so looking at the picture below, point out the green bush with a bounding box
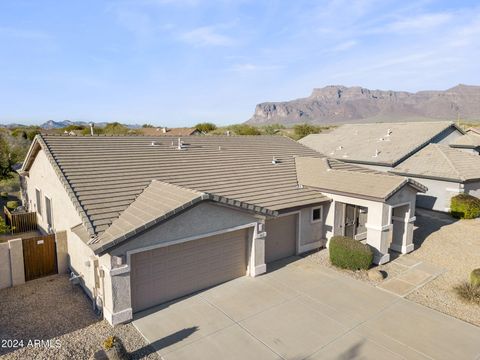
[195,122,217,133]
[450,194,480,219]
[0,191,7,199]
[329,236,373,270]
[6,200,18,210]
[0,217,10,234]
[471,269,480,287]
[228,124,261,135]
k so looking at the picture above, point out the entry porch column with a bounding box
[365,203,391,265]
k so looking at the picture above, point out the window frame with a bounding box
[45,195,53,229]
[35,188,42,216]
[311,206,323,224]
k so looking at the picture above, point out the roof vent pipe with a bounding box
[272,156,278,164]
[89,122,94,136]
[162,127,168,133]
[373,149,380,157]
[386,128,392,136]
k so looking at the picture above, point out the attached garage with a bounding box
[130,228,249,312]
[265,214,298,263]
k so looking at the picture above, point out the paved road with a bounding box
[133,257,480,360]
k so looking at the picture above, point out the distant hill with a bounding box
[40,120,89,129]
[0,120,143,129]
[246,84,480,125]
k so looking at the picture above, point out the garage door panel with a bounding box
[265,214,298,263]
[131,228,249,312]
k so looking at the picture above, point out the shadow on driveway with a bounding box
[129,327,198,358]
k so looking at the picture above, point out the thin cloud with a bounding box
[387,12,453,32]
[230,63,283,72]
[180,26,233,46]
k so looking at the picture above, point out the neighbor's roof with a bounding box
[449,132,480,148]
[299,122,463,166]
[295,157,426,201]
[391,144,480,182]
[23,135,329,239]
[139,127,199,136]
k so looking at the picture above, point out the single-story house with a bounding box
[299,121,464,171]
[449,128,480,155]
[19,135,425,325]
[391,144,480,212]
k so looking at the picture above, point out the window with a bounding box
[35,189,42,216]
[45,196,53,229]
[311,206,323,223]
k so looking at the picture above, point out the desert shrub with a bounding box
[0,191,7,199]
[229,124,261,135]
[262,124,285,135]
[195,122,217,133]
[0,217,10,234]
[329,236,373,270]
[103,336,116,350]
[6,200,18,210]
[450,194,480,219]
[293,123,321,139]
[471,269,480,287]
[454,282,480,305]
[81,126,105,136]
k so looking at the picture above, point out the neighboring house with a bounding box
[449,128,480,155]
[19,135,425,325]
[139,127,200,136]
[299,121,464,171]
[391,144,480,212]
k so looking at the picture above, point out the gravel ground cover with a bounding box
[305,209,480,326]
[0,274,159,360]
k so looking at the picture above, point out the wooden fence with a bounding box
[3,206,38,234]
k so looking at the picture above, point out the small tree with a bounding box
[0,134,22,180]
[142,124,154,128]
[293,123,320,139]
[103,122,130,135]
[195,122,217,133]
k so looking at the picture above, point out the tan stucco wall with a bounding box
[0,243,11,289]
[25,150,82,233]
[25,149,96,296]
[109,202,258,256]
[410,177,462,212]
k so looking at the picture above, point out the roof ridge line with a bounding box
[434,144,464,181]
[36,134,97,236]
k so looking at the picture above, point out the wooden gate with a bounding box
[22,234,58,281]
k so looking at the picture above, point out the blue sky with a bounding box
[1,0,479,126]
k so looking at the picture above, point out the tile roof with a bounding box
[295,157,426,201]
[449,132,480,148]
[391,144,480,182]
[27,135,330,237]
[299,121,461,166]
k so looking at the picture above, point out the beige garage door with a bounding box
[265,214,298,263]
[130,228,249,312]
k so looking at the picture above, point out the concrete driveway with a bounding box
[133,257,480,360]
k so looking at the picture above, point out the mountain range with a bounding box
[0,120,141,129]
[246,84,480,125]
